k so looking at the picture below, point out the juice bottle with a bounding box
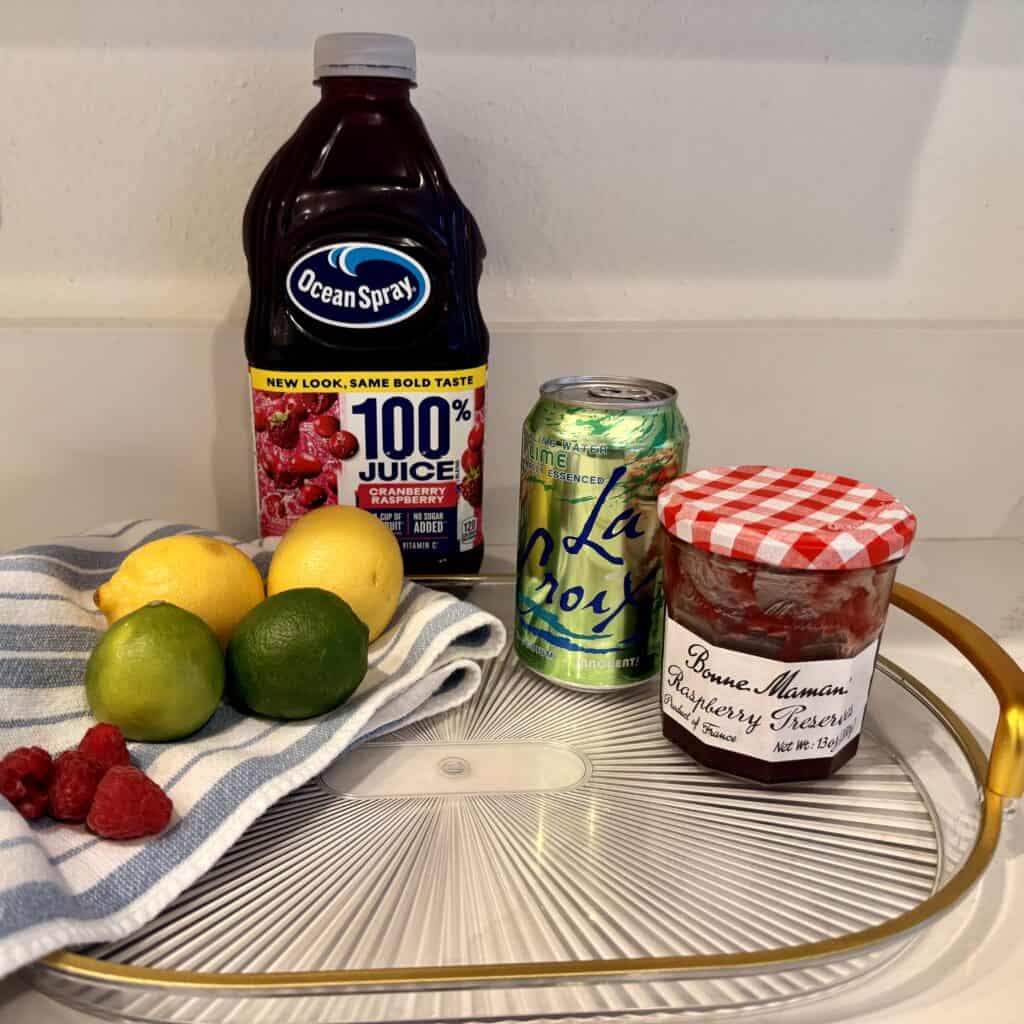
[243,33,488,574]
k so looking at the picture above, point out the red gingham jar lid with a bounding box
[657,466,917,571]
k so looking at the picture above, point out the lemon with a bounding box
[86,601,225,741]
[267,506,403,642]
[227,588,368,720]
[95,535,265,648]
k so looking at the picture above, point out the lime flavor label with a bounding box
[250,366,485,553]
[661,617,878,762]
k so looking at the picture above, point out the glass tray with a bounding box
[28,577,1024,1023]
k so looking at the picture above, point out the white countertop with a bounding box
[2,537,1022,1023]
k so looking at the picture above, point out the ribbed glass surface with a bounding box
[30,580,984,1022]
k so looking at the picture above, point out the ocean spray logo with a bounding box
[286,243,430,329]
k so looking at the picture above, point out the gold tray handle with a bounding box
[891,582,1024,799]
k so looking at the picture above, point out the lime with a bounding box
[226,588,368,720]
[86,601,225,741]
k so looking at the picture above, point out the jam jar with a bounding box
[656,466,917,784]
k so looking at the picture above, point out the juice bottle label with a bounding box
[250,367,486,555]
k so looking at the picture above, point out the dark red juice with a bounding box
[243,33,488,574]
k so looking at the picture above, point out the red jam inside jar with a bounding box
[657,466,916,785]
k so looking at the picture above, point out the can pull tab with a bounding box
[586,384,657,403]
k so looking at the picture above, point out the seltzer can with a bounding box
[515,376,689,690]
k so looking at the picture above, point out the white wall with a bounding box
[1,1,1023,322]
[1,1,1023,549]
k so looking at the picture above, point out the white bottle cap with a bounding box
[314,33,416,82]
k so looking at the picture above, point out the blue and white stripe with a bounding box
[0,520,505,978]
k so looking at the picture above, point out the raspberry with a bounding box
[86,767,173,840]
[0,746,53,820]
[1,746,51,781]
[78,723,131,771]
[48,751,106,822]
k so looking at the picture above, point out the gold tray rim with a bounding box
[35,578,1014,993]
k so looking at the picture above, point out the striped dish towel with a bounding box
[0,520,506,978]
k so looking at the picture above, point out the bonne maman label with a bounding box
[661,618,879,763]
